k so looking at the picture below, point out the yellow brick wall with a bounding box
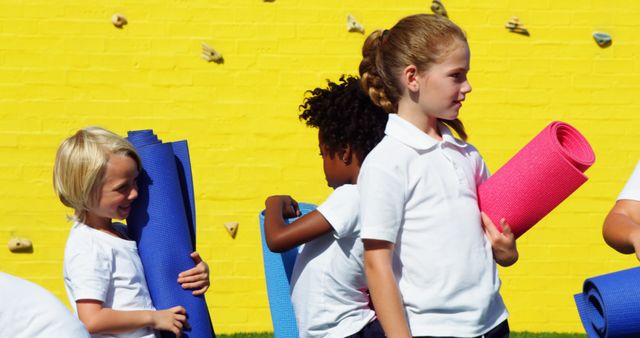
[1,0,639,333]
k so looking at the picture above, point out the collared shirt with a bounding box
[358,114,508,337]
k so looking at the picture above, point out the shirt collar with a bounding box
[385,114,468,151]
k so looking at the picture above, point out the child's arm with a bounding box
[481,212,518,267]
[603,200,640,260]
[178,251,210,295]
[364,239,412,338]
[77,300,186,336]
[264,195,333,252]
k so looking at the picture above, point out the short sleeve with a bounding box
[618,161,640,201]
[64,238,112,303]
[468,144,490,185]
[358,163,406,243]
[316,184,359,239]
[477,155,490,185]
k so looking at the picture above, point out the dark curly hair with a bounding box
[299,75,388,164]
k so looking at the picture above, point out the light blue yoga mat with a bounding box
[574,266,640,338]
[259,203,317,338]
[127,130,214,338]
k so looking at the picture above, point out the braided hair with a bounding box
[359,14,469,140]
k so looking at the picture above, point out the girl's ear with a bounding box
[341,144,353,165]
[402,64,420,93]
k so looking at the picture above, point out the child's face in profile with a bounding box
[87,153,139,225]
[413,40,471,121]
[319,134,352,190]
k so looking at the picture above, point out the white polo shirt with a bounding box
[358,114,508,337]
[290,184,375,338]
[618,160,640,201]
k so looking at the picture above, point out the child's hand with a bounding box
[151,306,187,337]
[481,212,519,267]
[177,252,210,295]
[265,195,300,218]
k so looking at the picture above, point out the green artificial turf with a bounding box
[216,332,587,338]
[511,332,587,338]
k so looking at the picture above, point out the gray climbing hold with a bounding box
[593,32,612,47]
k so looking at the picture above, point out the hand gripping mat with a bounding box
[478,121,595,238]
[258,203,317,338]
[574,267,640,338]
[126,130,214,338]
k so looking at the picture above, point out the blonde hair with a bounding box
[53,127,141,222]
[359,13,469,140]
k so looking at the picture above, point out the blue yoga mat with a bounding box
[126,130,214,338]
[574,267,640,338]
[258,203,317,338]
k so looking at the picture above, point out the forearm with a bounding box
[80,308,153,334]
[364,252,411,338]
[603,212,640,254]
[264,196,332,252]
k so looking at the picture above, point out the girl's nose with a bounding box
[462,80,472,94]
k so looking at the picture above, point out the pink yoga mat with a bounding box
[478,121,595,238]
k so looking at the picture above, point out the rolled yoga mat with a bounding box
[258,203,317,338]
[126,130,215,338]
[478,121,595,238]
[574,267,640,338]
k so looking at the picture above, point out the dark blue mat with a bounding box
[127,130,214,338]
[574,266,640,338]
[258,203,317,338]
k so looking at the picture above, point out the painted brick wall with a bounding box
[1,0,639,333]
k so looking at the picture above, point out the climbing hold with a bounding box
[224,222,239,239]
[8,237,33,253]
[201,42,224,64]
[112,13,128,28]
[505,17,530,36]
[347,14,365,34]
[430,0,448,17]
[593,32,612,47]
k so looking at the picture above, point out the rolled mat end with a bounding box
[478,120,595,238]
[574,267,640,338]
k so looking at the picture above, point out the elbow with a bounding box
[364,260,386,279]
[265,234,292,253]
[602,212,637,254]
[364,255,389,278]
[266,240,286,253]
[79,318,100,334]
